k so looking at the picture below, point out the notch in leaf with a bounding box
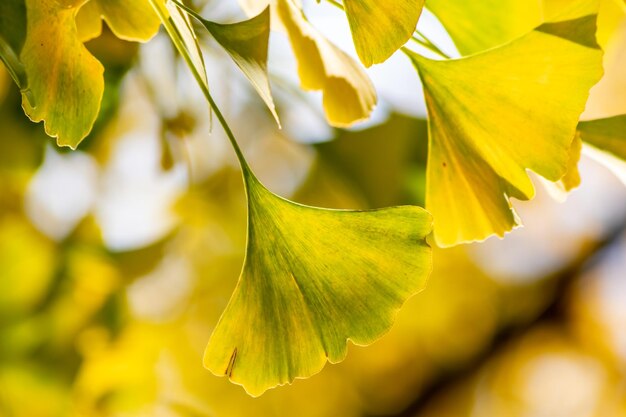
[173,1,279,125]
[203,170,433,396]
[276,0,377,127]
[406,14,603,247]
[21,0,105,149]
[343,0,425,67]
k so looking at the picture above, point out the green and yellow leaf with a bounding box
[407,15,603,246]
[174,3,279,124]
[204,171,433,396]
[76,0,161,42]
[343,0,425,67]
[21,0,104,148]
[276,0,376,127]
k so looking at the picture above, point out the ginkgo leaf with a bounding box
[172,2,279,125]
[578,114,626,159]
[76,0,161,42]
[0,0,28,93]
[203,170,433,396]
[343,0,425,67]
[425,0,542,55]
[426,0,600,56]
[276,0,376,127]
[21,0,104,148]
[406,15,603,247]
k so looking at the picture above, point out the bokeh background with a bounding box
[2,1,626,416]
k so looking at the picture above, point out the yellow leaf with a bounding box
[76,0,161,42]
[203,171,432,396]
[407,15,603,246]
[21,0,104,148]
[540,134,583,201]
[276,0,376,127]
[426,0,542,55]
[343,0,425,67]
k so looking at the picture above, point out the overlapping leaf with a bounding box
[204,170,433,396]
[173,2,279,124]
[276,0,376,127]
[425,0,542,55]
[426,0,601,55]
[407,15,603,246]
[76,0,161,42]
[343,0,425,67]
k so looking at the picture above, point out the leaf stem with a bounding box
[410,33,450,59]
[148,0,252,175]
[325,0,344,11]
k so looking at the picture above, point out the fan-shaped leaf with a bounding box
[21,0,104,148]
[407,15,603,246]
[343,0,425,67]
[203,171,432,396]
[276,0,376,127]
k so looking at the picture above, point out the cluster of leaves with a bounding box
[1,0,626,398]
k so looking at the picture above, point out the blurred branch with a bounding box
[390,214,626,417]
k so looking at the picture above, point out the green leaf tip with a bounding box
[173,2,279,126]
[343,0,425,67]
[203,173,433,397]
[407,14,603,247]
[578,115,626,160]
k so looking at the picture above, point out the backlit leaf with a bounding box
[21,0,104,148]
[76,0,161,42]
[276,0,376,127]
[203,170,432,396]
[407,15,603,246]
[425,0,541,55]
[343,0,425,67]
[174,2,279,124]
[426,0,600,56]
